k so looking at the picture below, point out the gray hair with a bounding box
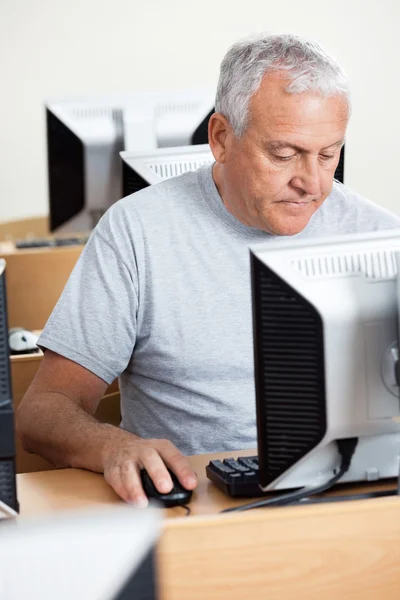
[215,33,351,137]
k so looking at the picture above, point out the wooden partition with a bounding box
[0,229,120,473]
[159,496,400,600]
[0,241,83,330]
[0,216,49,242]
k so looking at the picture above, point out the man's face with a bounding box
[210,72,348,236]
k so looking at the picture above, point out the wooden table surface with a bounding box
[14,449,400,600]
[16,449,258,518]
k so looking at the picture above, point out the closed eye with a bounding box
[274,155,296,162]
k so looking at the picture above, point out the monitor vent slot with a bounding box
[292,249,397,280]
[0,272,11,407]
[147,158,213,180]
[252,257,327,487]
[155,102,200,117]
[0,459,18,511]
[70,107,123,123]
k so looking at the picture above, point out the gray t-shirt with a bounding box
[38,164,400,455]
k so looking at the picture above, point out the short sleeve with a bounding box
[37,213,139,385]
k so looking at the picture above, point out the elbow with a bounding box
[15,400,38,454]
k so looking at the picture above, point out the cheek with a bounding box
[245,157,289,195]
[320,169,337,196]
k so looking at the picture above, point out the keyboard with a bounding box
[15,236,89,249]
[206,455,266,497]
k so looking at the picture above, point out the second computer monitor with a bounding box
[120,144,214,196]
[46,89,214,233]
[251,229,400,493]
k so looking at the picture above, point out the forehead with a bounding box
[247,71,348,147]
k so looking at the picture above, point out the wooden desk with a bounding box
[16,450,256,518]
[16,451,400,599]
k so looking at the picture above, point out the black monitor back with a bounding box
[0,264,19,512]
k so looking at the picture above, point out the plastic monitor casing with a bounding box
[0,505,160,599]
[0,258,18,513]
[45,89,214,233]
[251,229,400,492]
[120,144,214,195]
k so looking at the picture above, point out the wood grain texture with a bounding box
[159,497,400,600]
[0,216,49,241]
[0,242,83,330]
[16,453,400,600]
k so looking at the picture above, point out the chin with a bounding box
[260,204,318,236]
[263,216,312,237]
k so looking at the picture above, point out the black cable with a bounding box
[221,437,359,514]
[177,503,191,516]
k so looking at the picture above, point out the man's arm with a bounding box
[16,350,198,506]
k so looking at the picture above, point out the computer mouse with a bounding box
[140,468,193,508]
[8,328,39,355]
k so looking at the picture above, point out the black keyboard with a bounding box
[206,455,267,497]
[15,236,89,249]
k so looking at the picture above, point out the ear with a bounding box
[208,112,231,163]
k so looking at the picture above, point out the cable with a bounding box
[177,503,191,516]
[221,437,359,514]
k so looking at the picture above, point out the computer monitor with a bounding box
[0,259,18,514]
[0,505,160,598]
[120,144,214,196]
[251,229,400,493]
[46,89,214,233]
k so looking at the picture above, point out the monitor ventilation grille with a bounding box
[0,273,11,406]
[70,107,123,122]
[253,257,326,487]
[155,102,201,117]
[147,158,213,180]
[292,250,397,280]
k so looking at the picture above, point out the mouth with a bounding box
[280,200,313,205]
[279,200,313,211]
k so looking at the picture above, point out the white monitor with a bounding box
[120,144,214,196]
[0,505,160,600]
[250,229,400,492]
[45,89,214,232]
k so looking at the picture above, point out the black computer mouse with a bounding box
[140,468,193,508]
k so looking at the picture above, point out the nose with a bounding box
[290,156,322,197]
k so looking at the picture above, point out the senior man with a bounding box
[17,33,400,506]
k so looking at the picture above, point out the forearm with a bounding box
[16,392,134,473]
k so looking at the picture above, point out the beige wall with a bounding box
[1,0,399,222]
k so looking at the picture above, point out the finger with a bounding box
[105,464,148,508]
[158,441,198,490]
[140,447,173,494]
[119,462,149,507]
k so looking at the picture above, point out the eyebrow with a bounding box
[266,139,345,153]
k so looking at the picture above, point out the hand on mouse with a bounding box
[102,433,198,507]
